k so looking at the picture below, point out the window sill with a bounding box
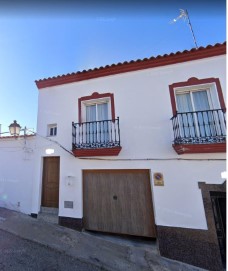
[72,147,122,157]
[173,143,226,155]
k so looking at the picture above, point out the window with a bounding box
[48,124,57,136]
[175,88,217,138]
[78,92,115,146]
[170,77,225,114]
[169,77,226,154]
[85,101,109,143]
[72,92,121,157]
[85,101,109,122]
[78,92,115,123]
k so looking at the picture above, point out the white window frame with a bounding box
[81,97,111,122]
[174,82,219,111]
[47,124,57,137]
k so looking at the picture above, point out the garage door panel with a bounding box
[84,172,113,231]
[83,170,156,237]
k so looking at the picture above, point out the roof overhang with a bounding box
[35,42,226,89]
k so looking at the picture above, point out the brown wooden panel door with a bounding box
[42,157,60,208]
[83,169,156,237]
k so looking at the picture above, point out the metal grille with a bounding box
[72,117,121,150]
[171,109,226,144]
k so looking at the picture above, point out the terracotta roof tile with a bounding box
[35,42,226,89]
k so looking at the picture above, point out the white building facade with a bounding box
[0,135,36,214]
[0,43,226,270]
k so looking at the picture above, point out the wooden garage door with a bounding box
[83,169,156,237]
[42,157,60,208]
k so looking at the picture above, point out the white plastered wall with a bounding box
[34,54,226,229]
[33,148,224,230]
[0,136,36,214]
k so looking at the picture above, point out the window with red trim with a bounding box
[78,92,115,123]
[169,77,226,154]
[72,92,121,157]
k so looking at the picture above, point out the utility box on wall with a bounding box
[64,201,74,209]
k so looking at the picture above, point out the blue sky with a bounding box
[0,0,226,133]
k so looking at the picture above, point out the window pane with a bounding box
[176,93,194,137]
[86,105,96,122]
[85,103,109,144]
[192,90,210,111]
[97,103,109,142]
[176,93,193,113]
[85,105,96,144]
[97,103,108,121]
[192,91,212,137]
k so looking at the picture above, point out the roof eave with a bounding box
[35,43,226,89]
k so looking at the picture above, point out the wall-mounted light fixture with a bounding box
[8,120,34,137]
[2,120,73,157]
[4,120,35,156]
[46,148,55,155]
[9,120,22,136]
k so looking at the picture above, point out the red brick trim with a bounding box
[73,147,122,157]
[35,43,226,89]
[169,77,226,115]
[78,92,115,123]
[173,143,226,155]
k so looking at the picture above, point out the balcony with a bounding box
[171,109,226,154]
[72,118,121,157]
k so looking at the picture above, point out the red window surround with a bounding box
[169,77,226,115]
[169,77,226,154]
[74,92,121,157]
[78,92,115,123]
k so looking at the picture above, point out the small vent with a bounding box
[64,201,74,209]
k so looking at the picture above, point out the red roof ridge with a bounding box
[35,42,226,89]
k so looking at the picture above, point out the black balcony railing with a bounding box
[171,109,226,144]
[72,118,121,149]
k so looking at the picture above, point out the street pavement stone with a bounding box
[0,229,103,271]
[0,208,207,271]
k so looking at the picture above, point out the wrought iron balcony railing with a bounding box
[72,118,121,150]
[171,109,226,144]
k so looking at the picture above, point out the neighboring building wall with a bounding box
[0,136,36,214]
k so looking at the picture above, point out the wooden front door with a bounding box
[42,157,60,208]
[83,169,156,237]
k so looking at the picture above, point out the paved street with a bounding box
[0,208,206,271]
[0,229,102,271]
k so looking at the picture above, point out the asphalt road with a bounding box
[0,229,104,271]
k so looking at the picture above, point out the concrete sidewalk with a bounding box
[0,208,205,271]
